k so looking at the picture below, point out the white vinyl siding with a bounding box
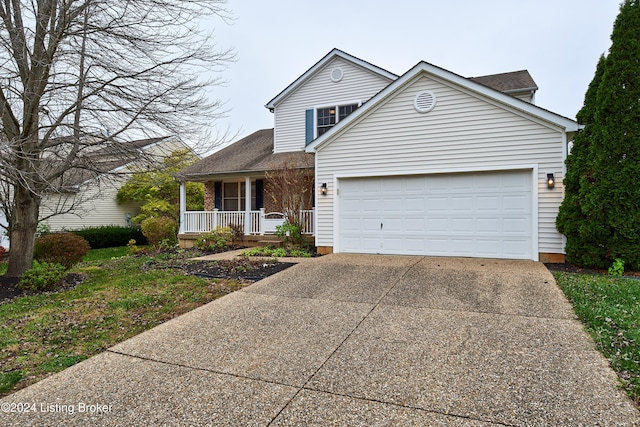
[273,57,393,153]
[315,74,566,256]
[41,176,141,231]
[40,137,188,232]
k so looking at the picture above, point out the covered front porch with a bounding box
[177,174,315,248]
[174,128,316,247]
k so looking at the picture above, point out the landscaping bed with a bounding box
[0,247,299,397]
[0,248,295,304]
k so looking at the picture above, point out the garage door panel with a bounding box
[477,218,500,233]
[502,194,531,212]
[451,217,473,233]
[404,197,425,212]
[477,195,501,212]
[427,196,448,212]
[451,196,474,212]
[339,171,532,259]
[503,217,530,234]
[405,218,425,232]
[362,217,381,231]
[451,238,474,255]
[360,199,382,212]
[426,217,448,232]
[476,239,500,257]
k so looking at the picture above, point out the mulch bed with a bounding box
[183,259,295,282]
[545,262,640,278]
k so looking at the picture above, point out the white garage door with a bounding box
[339,170,533,259]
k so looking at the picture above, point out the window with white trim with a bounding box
[222,181,257,211]
[316,103,358,137]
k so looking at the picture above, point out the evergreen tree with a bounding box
[557,55,607,267]
[557,0,640,269]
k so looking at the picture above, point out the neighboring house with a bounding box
[0,210,8,248]
[177,48,580,262]
[40,136,190,232]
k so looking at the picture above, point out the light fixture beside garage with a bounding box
[547,173,555,189]
[320,182,328,195]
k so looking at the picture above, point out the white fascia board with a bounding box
[306,61,580,153]
[265,48,398,110]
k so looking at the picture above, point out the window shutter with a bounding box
[255,179,264,209]
[305,109,314,145]
[214,181,222,210]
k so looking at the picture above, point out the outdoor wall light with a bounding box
[547,173,555,189]
[320,183,328,195]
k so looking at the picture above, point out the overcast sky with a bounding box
[205,0,622,146]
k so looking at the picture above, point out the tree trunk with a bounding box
[6,186,40,277]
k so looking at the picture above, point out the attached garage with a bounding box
[306,61,581,262]
[338,170,533,259]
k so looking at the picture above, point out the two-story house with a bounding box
[177,49,580,262]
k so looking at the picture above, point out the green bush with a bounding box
[608,258,625,276]
[195,227,234,251]
[141,216,178,247]
[18,261,67,293]
[71,225,147,248]
[34,232,91,269]
[275,221,303,248]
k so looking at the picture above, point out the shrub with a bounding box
[18,261,67,293]
[608,258,625,277]
[71,225,147,248]
[229,223,245,242]
[275,221,303,248]
[34,232,91,269]
[195,227,233,251]
[127,239,147,255]
[0,246,5,262]
[141,216,177,247]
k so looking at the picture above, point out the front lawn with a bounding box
[553,272,640,406]
[0,249,248,397]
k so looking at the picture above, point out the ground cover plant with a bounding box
[553,272,640,406]
[0,247,293,397]
[241,246,312,258]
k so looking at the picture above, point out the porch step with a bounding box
[256,240,283,248]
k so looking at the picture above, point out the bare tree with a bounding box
[0,0,233,277]
[265,153,314,242]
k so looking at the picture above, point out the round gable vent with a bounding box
[414,91,437,113]
[330,67,344,82]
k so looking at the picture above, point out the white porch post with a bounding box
[178,181,187,234]
[244,176,251,235]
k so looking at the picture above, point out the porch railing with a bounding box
[181,208,314,235]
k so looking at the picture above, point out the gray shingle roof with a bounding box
[469,70,538,94]
[50,136,173,191]
[176,129,314,181]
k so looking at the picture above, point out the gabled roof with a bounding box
[469,70,538,94]
[176,129,314,181]
[306,61,580,152]
[264,48,398,111]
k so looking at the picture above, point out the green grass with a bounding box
[82,246,130,262]
[0,250,245,397]
[554,272,640,405]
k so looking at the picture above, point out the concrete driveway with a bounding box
[4,254,639,426]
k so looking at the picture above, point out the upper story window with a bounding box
[317,103,358,137]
